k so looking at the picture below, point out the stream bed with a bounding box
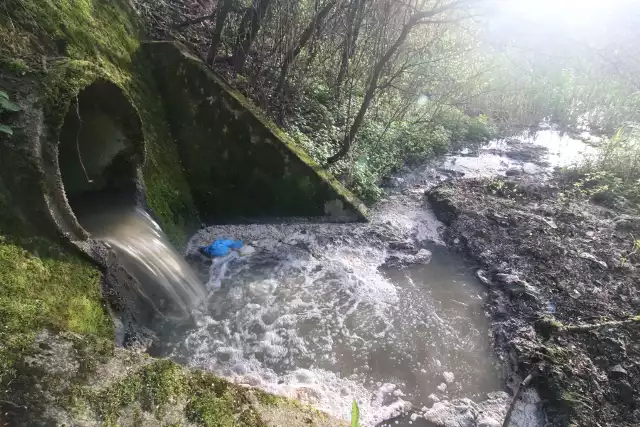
[151,128,593,426]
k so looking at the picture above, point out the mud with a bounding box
[427,174,640,426]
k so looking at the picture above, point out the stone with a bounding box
[477,416,501,427]
[609,364,628,379]
[423,400,477,427]
[495,273,541,302]
[443,372,455,383]
[579,252,608,269]
[239,245,256,256]
[428,394,440,403]
[476,269,491,286]
[413,249,433,264]
[505,168,523,176]
[614,380,635,403]
[388,240,416,251]
[383,249,432,268]
[437,382,448,392]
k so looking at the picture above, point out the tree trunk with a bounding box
[335,0,359,99]
[327,0,473,164]
[206,0,234,65]
[232,0,272,73]
[276,0,337,95]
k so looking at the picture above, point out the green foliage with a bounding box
[351,400,360,427]
[0,90,20,135]
[571,125,640,208]
[290,89,496,203]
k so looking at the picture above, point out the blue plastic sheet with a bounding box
[201,239,243,257]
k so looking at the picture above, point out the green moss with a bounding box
[4,0,138,70]
[0,237,113,420]
[145,41,366,223]
[86,359,186,425]
[185,371,266,427]
[80,359,271,427]
[0,237,112,338]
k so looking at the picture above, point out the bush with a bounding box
[287,80,497,203]
[571,124,640,208]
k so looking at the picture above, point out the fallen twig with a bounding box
[559,316,640,334]
[0,399,25,409]
[173,11,216,28]
[502,370,536,427]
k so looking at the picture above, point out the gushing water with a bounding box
[76,203,207,318]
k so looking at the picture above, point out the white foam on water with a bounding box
[160,132,585,425]
[162,201,500,425]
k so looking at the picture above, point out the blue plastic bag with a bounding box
[201,239,243,257]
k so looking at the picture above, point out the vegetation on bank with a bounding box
[141,0,639,203]
[557,124,640,212]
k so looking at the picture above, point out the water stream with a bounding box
[79,128,593,426]
[75,202,208,318]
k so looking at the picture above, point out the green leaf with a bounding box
[0,97,19,112]
[350,400,360,427]
[0,90,8,100]
[0,124,13,135]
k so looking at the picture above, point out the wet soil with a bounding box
[427,175,640,426]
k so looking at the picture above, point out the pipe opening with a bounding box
[58,80,144,222]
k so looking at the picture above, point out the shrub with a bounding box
[572,124,640,208]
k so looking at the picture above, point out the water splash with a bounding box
[77,204,207,318]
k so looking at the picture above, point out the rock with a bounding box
[505,168,522,176]
[578,252,608,269]
[609,364,628,379]
[614,380,635,403]
[239,245,256,256]
[613,215,640,231]
[423,400,477,427]
[389,177,406,187]
[388,240,416,251]
[437,382,448,392]
[383,249,432,268]
[443,372,455,383]
[476,269,491,286]
[428,394,440,403]
[477,416,501,427]
[495,273,541,302]
[413,249,433,264]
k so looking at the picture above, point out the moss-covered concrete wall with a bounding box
[144,41,367,222]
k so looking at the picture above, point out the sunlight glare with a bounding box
[503,0,621,29]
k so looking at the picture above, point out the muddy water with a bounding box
[157,219,499,426]
[80,128,589,426]
[152,129,591,426]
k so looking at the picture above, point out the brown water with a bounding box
[73,129,587,426]
[153,184,501,425]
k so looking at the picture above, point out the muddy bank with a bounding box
[427,174,640,426]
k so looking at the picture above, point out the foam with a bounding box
[161,148,524,424]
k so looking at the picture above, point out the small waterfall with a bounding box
[76,202,207,318]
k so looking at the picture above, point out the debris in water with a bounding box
[201,239,243,257]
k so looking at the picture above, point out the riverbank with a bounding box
[428,171,640,426]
